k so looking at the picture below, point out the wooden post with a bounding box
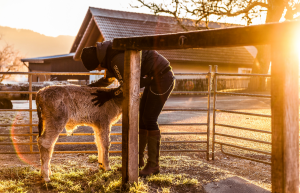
[122,50,141,184]
[271,40,299,192]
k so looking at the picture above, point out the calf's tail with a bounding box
[36,95,43,137]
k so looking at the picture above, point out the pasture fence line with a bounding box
[0,68,272,164]
[0,70,212,160]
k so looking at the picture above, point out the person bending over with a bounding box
[81,41,175,177]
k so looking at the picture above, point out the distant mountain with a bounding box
[0,26,75,58]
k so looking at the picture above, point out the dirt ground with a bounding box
[0,95,273,192]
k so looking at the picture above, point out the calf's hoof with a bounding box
[41,170,51,182]
[99,163,111,171]
[42,176,51,183]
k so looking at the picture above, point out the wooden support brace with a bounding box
[122,50,141,184]
[271,40,299,192]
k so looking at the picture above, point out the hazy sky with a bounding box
[0,0,152,37]
[0,0,270,38]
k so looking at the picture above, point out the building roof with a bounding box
[21,53,75,63]
[90,7,226,40]
[71,7,254,65]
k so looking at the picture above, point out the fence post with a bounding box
[212,65,218,160]
[206,65,211,161]
[271,41,299,192]
[122,50,141,184]
[28,74,33,152]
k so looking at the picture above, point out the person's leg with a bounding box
[139,71,175,177]
[139,87,149,130]
[141,71,175,131]
[139,129,161,177]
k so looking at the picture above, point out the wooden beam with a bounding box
[122,50,141,184]
[271,39,299,192]
[73,18,96,61]
[85,17,101,47]
[113,20,300,50]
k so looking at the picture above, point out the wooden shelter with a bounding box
[21,53,89,82]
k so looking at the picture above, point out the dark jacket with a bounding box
[89,42,170,96]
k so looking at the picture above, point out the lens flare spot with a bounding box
[185,81,195,91]
[10,111,38,168]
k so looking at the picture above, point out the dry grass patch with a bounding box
[0,155,203,193]
[0,166,40,192]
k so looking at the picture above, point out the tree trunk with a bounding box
[249,45,271,91]
[249,0,285,91]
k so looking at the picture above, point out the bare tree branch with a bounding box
[132,0,299,77]
[0,36,26,83]
[133,0,272,29]
[22,61,31,72]
[135,0,191,30]
[285,1,300,20]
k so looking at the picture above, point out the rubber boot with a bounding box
[139,129,148,167]
[139,130,161,177]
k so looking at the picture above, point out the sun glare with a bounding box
[299,45,300,74]
[10,112,39,168]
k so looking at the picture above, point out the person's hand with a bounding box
[91,90,113,107]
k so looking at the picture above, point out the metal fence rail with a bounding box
[0,70,211,160]
[0,72,105,154]
[0,68,275,164]
[212,65,271,165]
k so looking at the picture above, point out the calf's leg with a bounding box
[94,125,111,171]
[37,120,65,182]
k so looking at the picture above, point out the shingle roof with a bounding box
[93,17,188,40]
[89,7,231,29]
[72,7,254,65]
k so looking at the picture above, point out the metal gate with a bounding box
[161,67,212,160]
[0,70,212,160]
[212,66,271,165]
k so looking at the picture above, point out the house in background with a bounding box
[22,7,255,82]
